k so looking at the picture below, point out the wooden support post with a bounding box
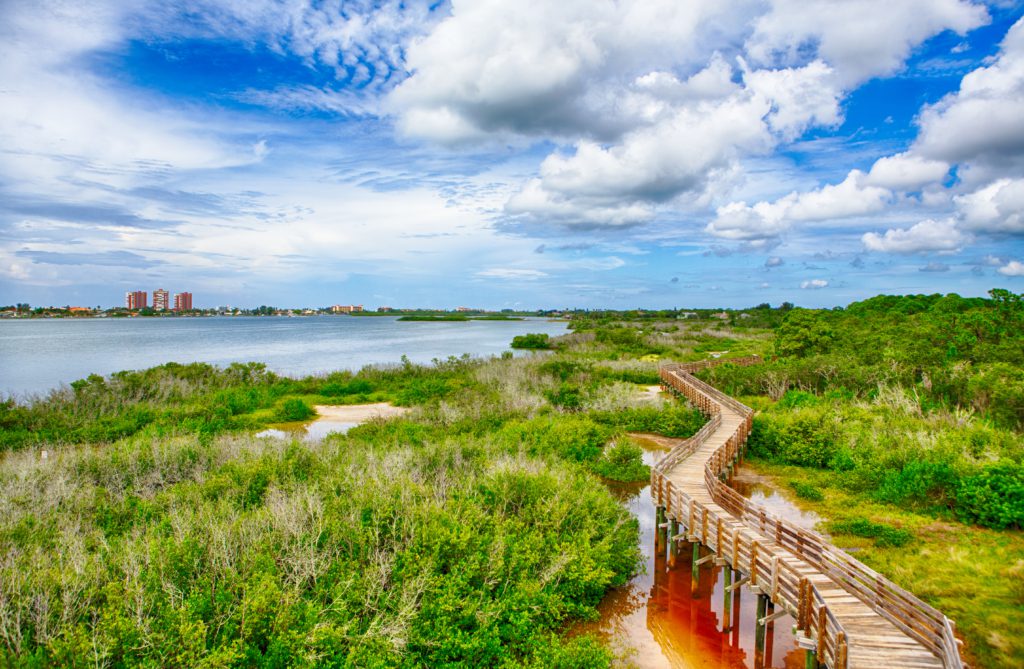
[804,649,817,669]
[755,594,768,669]
[669,519,680,565]
[691,541,701,583]
[655,506,666,552]
[764,599,776,667]
[723,567,733,631]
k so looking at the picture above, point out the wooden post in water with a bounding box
[764,599,775,667]
[656,506,666,553]
[754,593,768,667]
[723,567,733,632]
[805,649,817,669]
[691,541,701,583]
[669,519,680,566]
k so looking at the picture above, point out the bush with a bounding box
[546,383,585,411]
[955,463,1024,529]
[511,333,552,349]
[276,398,314,422]
[875,460,959,510]
[747,412,838,468]
[593,440,650,482]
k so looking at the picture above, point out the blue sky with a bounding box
[1,0,1023,310]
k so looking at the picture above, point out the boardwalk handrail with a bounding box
[651,358,965,669]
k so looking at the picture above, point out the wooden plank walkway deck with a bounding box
[651,360,964,669]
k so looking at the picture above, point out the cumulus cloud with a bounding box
[765,256,784,267]
[707,170,891,243]
[914,17,1024,169]
[745,0,987,86]
[955,178,1024,234]
[390,0,755,143]
[998,260,1024,276]
[861,218,967,253]
[800,278,829,289]
[919,262,951,272]
[865,152,950,190]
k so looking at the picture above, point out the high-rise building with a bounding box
[153,288,169,311]
[125,291,147,310]
[174,292,193,311]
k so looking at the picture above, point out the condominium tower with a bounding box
[174,292,193,311]
[125,290,147,310]
[153,288,169,311]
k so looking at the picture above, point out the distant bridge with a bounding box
[651,358,965,669]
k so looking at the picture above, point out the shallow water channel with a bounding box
[579,438,826,668]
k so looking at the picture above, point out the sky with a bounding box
[1,0,1024,310]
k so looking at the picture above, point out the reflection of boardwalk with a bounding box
[647,542,807,669]
[652,361,962,669]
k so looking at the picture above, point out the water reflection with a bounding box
[730,466,827,535]
[256,419,358,441]
[580,439,807,668]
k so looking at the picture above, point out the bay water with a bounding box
[0,316,567,397]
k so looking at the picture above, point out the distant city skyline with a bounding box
[1,1,1023,309]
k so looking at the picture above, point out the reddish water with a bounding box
[579,441,807,668]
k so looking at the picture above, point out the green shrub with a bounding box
[546,383,585,411]
[511,333,552,349]
[955,463,1024,529]
[591,405,704,438]
[276,398,314,422]
[875,460,959,510]
[593,440,650,482]
[747,412,838,468]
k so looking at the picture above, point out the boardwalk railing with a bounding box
[651,358,965,669]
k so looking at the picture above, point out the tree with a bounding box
[775,309,834,358]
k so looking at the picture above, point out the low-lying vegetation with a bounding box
[1,290,1020,667]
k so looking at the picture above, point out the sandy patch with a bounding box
[314,403,410,421]
[638,385,663,401]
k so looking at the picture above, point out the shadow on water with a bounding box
[577,437,811,668]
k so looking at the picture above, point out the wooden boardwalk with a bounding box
[651,360,964,669]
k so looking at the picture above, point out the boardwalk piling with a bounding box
[723,567,733,631]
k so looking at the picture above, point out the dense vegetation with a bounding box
[0,330,710,666]
[1,289,1021,667]
[700,290,1024,530]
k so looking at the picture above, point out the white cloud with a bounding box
[745,0,987,86]
[707,170,891,242]
[866,152,950,190]
[742,59,842,140]
[475,268,549,280]
[765,255,784,267]
[861,218,967,253]
[998,260,1024,276]
[390,0,756,143]
[914,17,1024,169]
[955,178,1024,234]
[800,278,829,289]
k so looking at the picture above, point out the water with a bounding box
[0,316,568,397]
[581,438,809,668]
[256,420,359,441]
[731,466,827,535]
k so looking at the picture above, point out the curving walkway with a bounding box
[651,360,963,669]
